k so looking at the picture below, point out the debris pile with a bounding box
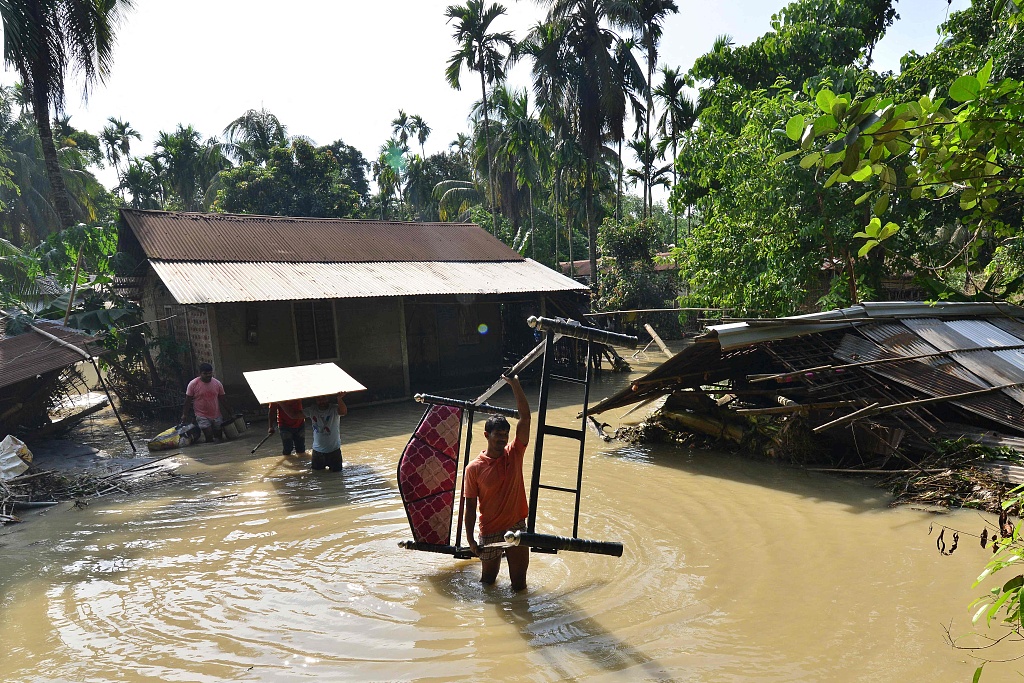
[591,302,1024,510]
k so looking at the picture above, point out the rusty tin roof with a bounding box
[0,323,103,389]
[120,209,524,263]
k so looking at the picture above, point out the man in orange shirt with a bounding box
[463,375,531,591]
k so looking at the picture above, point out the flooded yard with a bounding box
[0,364,997,681]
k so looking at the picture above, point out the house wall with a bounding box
[213,301,297,405]
[334,298,407,403]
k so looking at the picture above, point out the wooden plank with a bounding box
[644,324,674,360]
[243,363,367,404]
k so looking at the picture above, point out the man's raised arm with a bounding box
[505,375,530,447]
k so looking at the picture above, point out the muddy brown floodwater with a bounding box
[0,357,1004,682]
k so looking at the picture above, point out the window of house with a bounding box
[293,301,337,361]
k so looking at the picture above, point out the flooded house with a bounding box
[115,209,587,409]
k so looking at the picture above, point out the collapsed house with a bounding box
[588,302,1024,507]
[0,320,107,437]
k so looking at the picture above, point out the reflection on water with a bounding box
[0,366,994,682]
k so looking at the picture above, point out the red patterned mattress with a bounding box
[397,404,463,545]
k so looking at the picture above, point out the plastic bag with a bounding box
[147,424,195,451]
[0,435,33,480]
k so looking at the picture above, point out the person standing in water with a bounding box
[462,375,532,591]
[278,393,347,471]
[181,363,233,443]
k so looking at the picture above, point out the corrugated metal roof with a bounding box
[835,333,1024,433]
[858,322,980,383]
[706,302,1024,351]
[901,318,1024,405]
[150,259,588,304]
[0,323,103,389]
[120,209,524,263]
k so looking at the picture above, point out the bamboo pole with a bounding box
[27,324,137,453]
[62,244,84,327]
[644,324,673,360]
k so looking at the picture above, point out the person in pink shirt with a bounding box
[180,363,233,443]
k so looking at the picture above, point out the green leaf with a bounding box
[864,217,882,238]
[978,58,994,89]
[910,185,924,200]
[851,163,873,182]
[852,231,872,239]
[982,198,998,213]
[785,115,805,142]
[813,114,838,136]
[877,222,899,241]
[873,193,890,216]
[949,75,982,103]
[815,89,836,114]
[858,239,879,258]
[855,190,873,205]
[773,150,800,164]
[799,152,821,169]
[973,663,984,683]
[824,169,842,188]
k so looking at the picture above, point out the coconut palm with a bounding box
[444,0,515,235]
[626,133,671,209]
[119,157,163,209]
[101,117,140,198]
[0,0,134,231]
[410,114,431,157]
[390,110,414,152]
[616,0,678,173]
[449,132,472,163]
[222,108,288,166]
[654,64,699,243]
[154,125,229,211]
[529,0,633,285]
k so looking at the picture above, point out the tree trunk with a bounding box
[585,162,598,289]
[33,96,75,231]
[616,137,623,220]
[671,132,678,246]
[479,68,498,236]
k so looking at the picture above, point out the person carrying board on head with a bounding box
[277,393,347,472]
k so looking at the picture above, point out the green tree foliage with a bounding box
[595,216,673,311]
[222,108,288,166]
[212,139,360,218]
[786,14,1023,299]
[0,0,134,231]
[445,0,516,235]
[153,125,229,211]
[690,0,896,90]
[406,152,473,221]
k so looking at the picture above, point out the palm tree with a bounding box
[222,108,288,166]
[449,132,472,163]
[101,117,140,198]
[154,125,229,211]
[1,0,134,231]
[529,0,632,286]
[626,133,671,214]
[444,0,515,235]
[611,36,646,219]
[119,157,163,209]
[617,0,678,184]
[410,114,431,157]
[654,65,699,244]
[391,110,414,152]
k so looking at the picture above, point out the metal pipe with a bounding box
[414,394,518,418]
[504,530,624,557]
[397,540,475,559]
[527,316,638,349]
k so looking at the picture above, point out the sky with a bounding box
[0,0,970,192]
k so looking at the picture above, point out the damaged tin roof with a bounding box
[0,322,104,389]
[589,302,1024,432]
